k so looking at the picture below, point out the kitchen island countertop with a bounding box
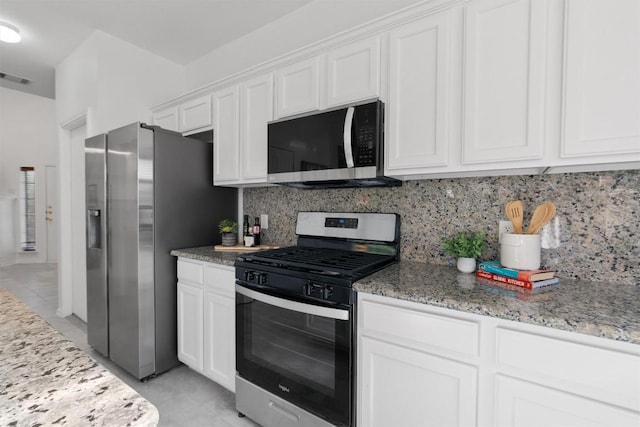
[171,247,639,345]
[0,289,159,426]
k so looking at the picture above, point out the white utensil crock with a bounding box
[500,233,541,270]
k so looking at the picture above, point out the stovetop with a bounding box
[235,212,400,305]
[238,246,395,278]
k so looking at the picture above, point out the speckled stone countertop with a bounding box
[172,248,640,345]
[0,289,159,426]
[170,246,244,267]
[355,261,640,345]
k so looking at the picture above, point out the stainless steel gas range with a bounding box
[235,212,400,427]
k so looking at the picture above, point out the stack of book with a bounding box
[476,260,559,290]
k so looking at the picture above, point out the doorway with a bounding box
[57,113,88,322]
[70,124,87,322]
[45,165,58,263]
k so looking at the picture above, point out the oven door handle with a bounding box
[236,284,350,321]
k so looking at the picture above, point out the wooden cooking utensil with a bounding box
[527,202,556,234]
[505,200,524,234]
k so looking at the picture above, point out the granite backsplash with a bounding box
[243,170,639,285]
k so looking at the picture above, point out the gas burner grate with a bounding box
[248,246,393,276]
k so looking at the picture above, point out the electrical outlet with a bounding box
[499,220,514,243]
[260,214,269,230]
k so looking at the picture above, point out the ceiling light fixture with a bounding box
[0,22,21,43]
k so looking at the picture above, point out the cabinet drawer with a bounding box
[360,298,480,357]
[204,264,235,296]
[496,327,640,410]
[177,259,204,284]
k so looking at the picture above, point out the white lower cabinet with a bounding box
[203,264,236,392]
[177,281,204,371]
[495,375,640,427]
[358,292,640,427]
[360,336,477,427]
[358,293,480,427]
[177,258,236,392]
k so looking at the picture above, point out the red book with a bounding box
[476,270,559,289]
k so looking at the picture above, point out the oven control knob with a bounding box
[306,282,322,296]
[245,271,256,282]
[322,286,333,300]
[258,273,267,285]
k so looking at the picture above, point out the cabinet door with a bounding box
[241,73,273,183]
[359,336,477,427]
[462,0,547,164]
[213,86,240,184]
[180,95,212,132]
[326,37,380,108]
[495,375,640,426]
[152,108,179,132]
[386,12,452,172]
[177,281,204,371]
[274,57,320,118]
[561,0,640,159]
[204,290,235,392]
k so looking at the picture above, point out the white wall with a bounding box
[184,0,422,90]
[56,30,186,134]
[54,29,186,316]
[0,87,58,264]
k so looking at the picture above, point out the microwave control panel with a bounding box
[352,101,382,167]
[355,126,376,165]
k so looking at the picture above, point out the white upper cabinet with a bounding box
[212,86,240,184]
[152,0,639,185]
[326,36,381,108]
[152,107,179,132]
[152,95,212,133]
[462,0,548,164]
[561,0,640,160]
[275,36,381,119]
[386,12,453,173]
[240,73,274,183]
[179,95,212,133]
[211,73,274,187]
[275,57,320,119]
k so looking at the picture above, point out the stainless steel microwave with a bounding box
[267,100,401,189]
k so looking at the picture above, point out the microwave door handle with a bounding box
[343,106,355,168]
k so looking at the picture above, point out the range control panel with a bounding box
[325,217,359,229]
[236,266,354,305]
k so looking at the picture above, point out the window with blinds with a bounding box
[19,166,36,251]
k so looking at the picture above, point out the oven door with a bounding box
[236,283,352,427]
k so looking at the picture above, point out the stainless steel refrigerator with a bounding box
[85,122,236,380]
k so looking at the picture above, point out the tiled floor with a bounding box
[0,263,258,427]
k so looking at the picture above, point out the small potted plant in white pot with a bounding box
[441,231,485,273]
[218,219,238,247]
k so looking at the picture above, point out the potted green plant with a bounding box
[218,219,238,246]
[441,231,485,273]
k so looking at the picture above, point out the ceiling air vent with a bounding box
[0,72,30,84]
